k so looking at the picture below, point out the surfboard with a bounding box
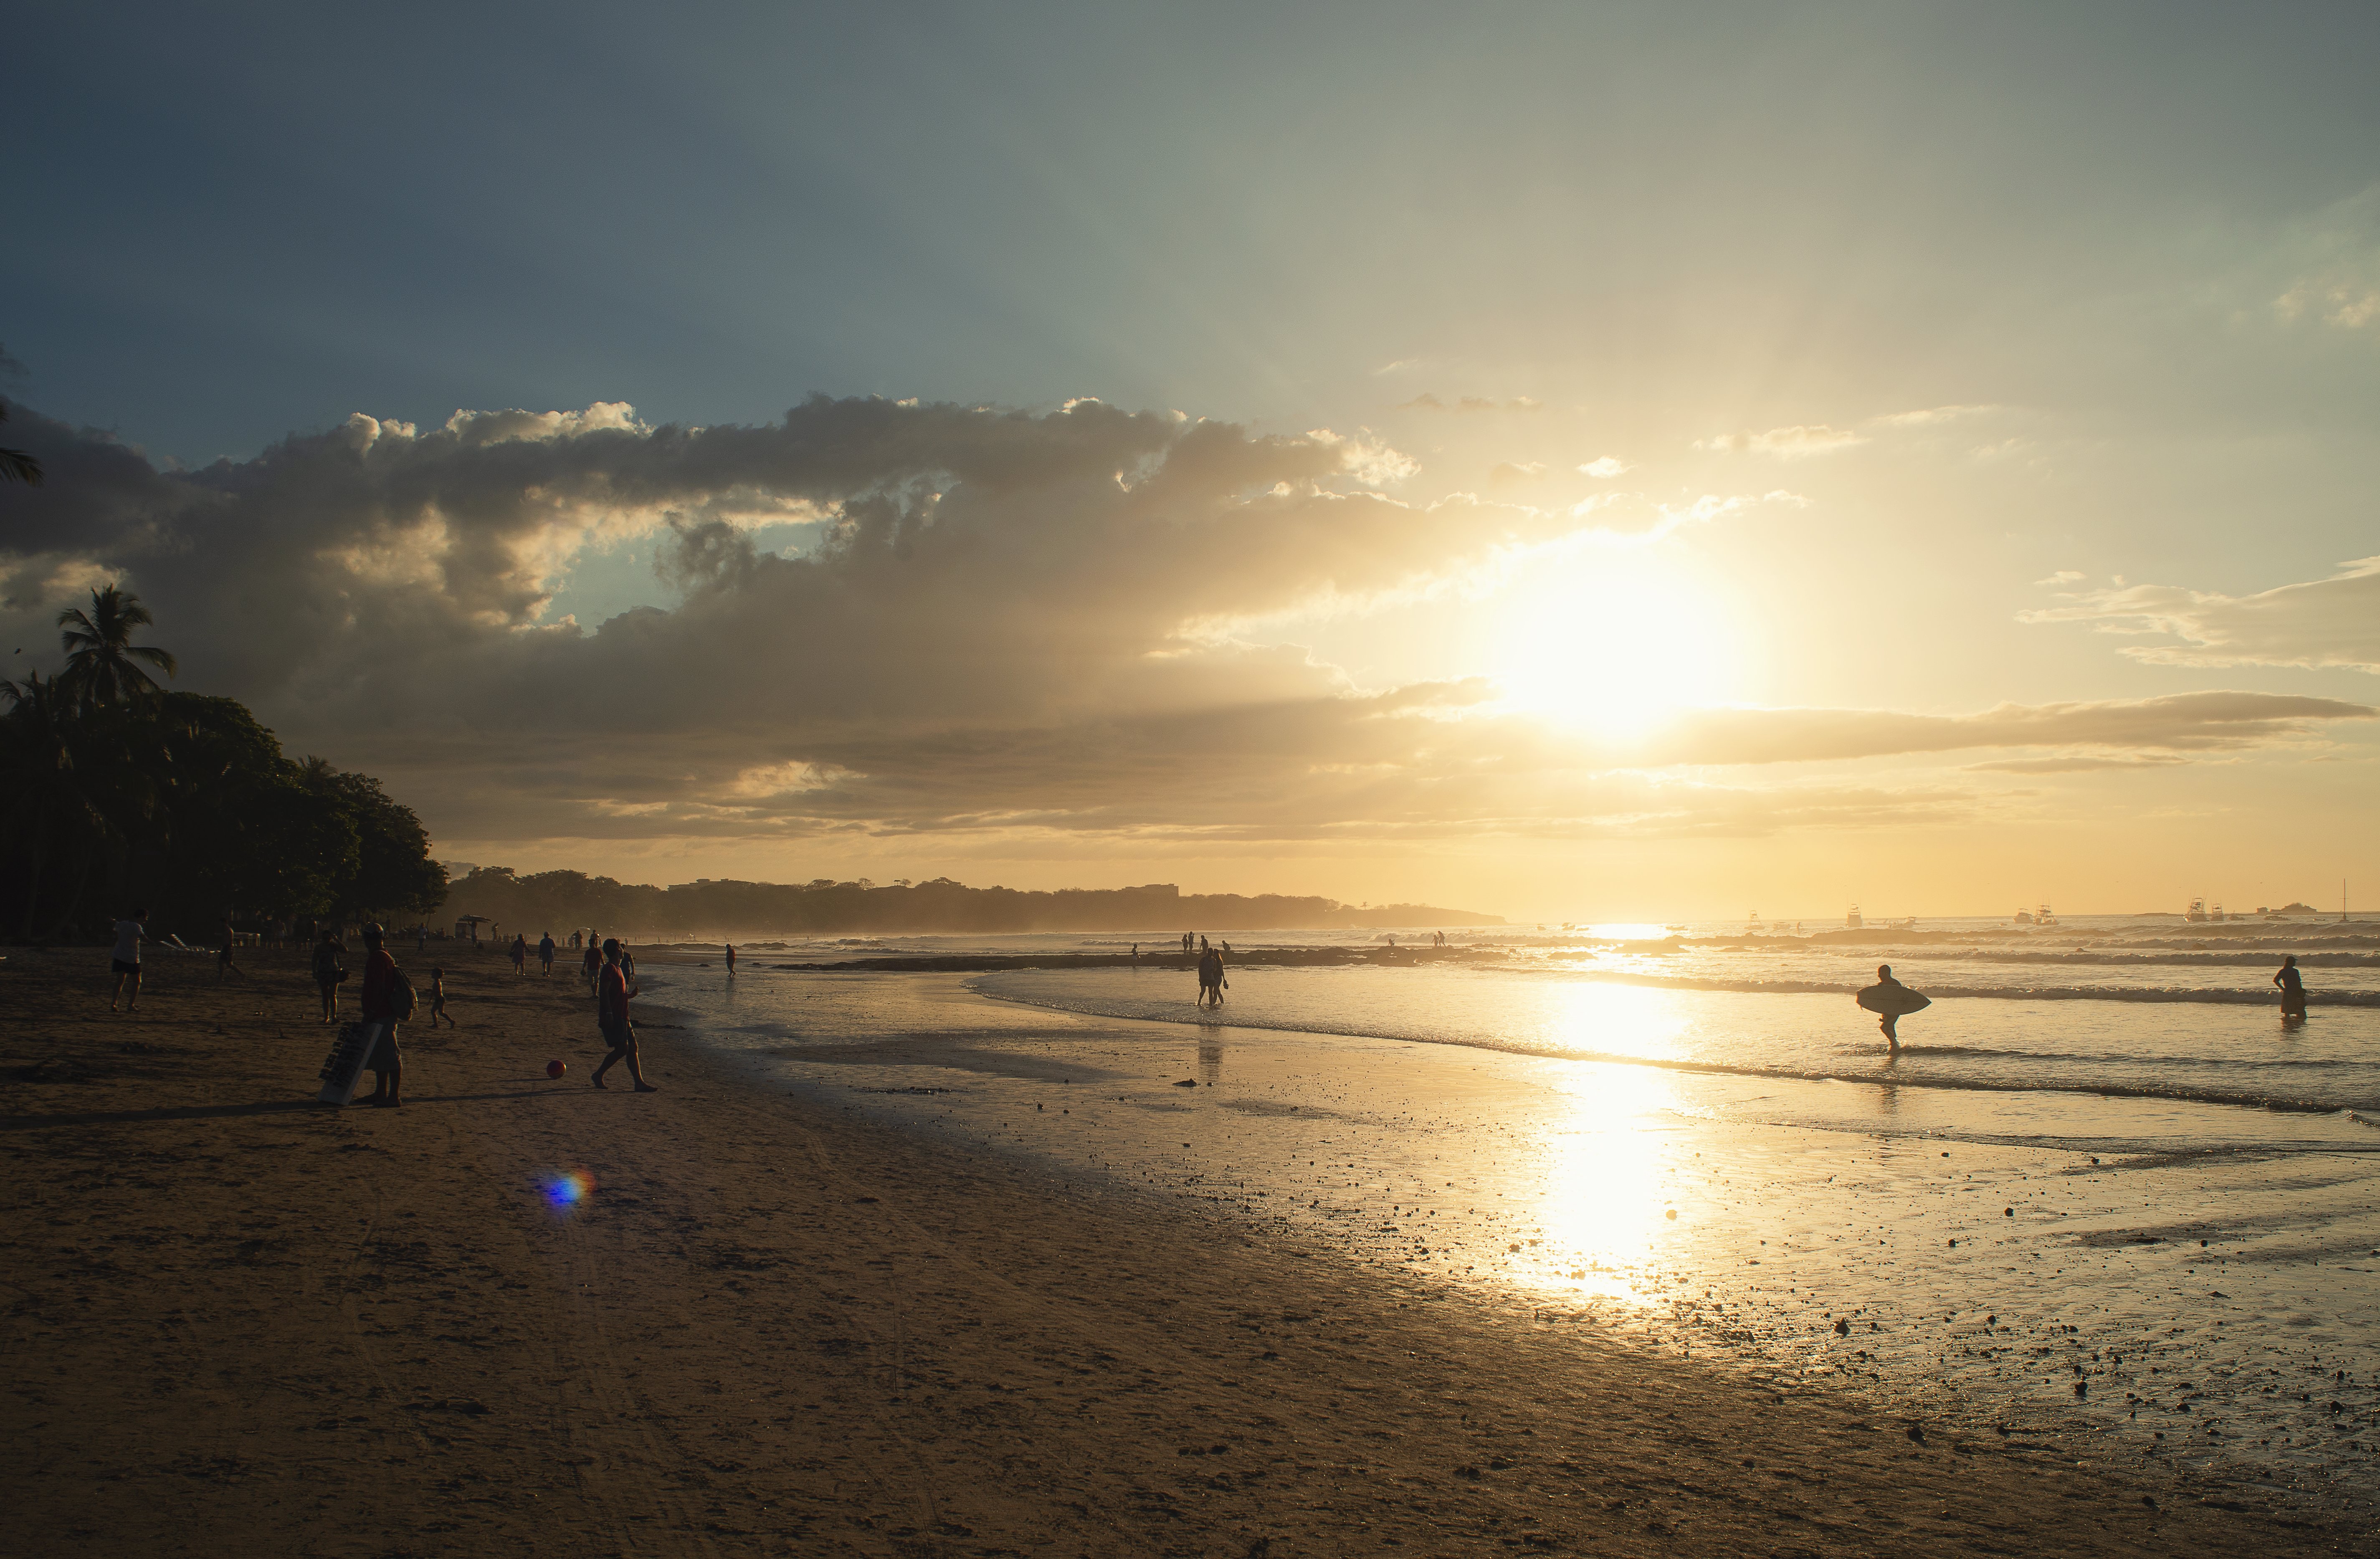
[1856,982,1932,1017]
[317,1022,379,1104]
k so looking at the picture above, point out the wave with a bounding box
[972,984,2380,1114]
[1523,969,2380,1005]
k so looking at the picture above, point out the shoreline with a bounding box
[3,945,2365,1556]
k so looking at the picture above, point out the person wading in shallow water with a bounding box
[2274,954,2309,1019]
[591,938,657,1092]
[1196,946,1228,1008]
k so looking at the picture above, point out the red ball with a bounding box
[546,1059,567,1079]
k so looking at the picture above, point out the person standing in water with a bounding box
[725,942,737,977]
[592,938,657,1091]
[2274,955,2308,1018]
[1196,945,1227,1007]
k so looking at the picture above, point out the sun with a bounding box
[1489,558,1737,739]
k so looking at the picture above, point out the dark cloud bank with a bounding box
[1,397,2368,856]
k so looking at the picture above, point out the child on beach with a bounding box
[429,967,456,1028]
[311,929,347,1024]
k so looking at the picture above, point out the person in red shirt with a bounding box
[590,938,656,1092]
[356,923,404,1108]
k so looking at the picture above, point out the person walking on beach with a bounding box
[311,927,347,1024]
[416,924,426,955]
[725,942,736,977]
[538,931,555,977]
[510,933,528,976]
[215,921,244,982]
[582,933,602,992]
[591,938,656,1091]
[109,909,150,1012]
[2274,955,2308,1019]
[428,966,456,1028]
[354,924,408,1108]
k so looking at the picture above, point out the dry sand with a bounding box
[2,946,2361,1556]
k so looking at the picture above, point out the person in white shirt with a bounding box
[110,909,150,1012]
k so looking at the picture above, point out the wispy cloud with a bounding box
[2019,558,2380,674]
[1398,393,1542,413]
[1696,424,1866,458]
[1577,456,1630,478]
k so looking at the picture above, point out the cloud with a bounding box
[1696,424,1867,458]
[2035,569,2085,586]
[1398,394,1542,413]
[1643,691,2371,767]
[2270,187,2380,333]
[2018,558,2380,674]
[1489,461,1547,488]
[1577,456,1630,478]
[8,395,2358,863]
[1871,404,2001,428]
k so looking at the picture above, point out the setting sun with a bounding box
[1491,559,1739,739]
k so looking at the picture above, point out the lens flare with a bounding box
[542,1168,595,1210]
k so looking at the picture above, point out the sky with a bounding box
[5,2,2377,921]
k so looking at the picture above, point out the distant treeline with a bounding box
[1,587,447,942]
[442,870,1503,938]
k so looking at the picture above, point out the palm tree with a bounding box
[58,585,177,708]
[0,398,40,486]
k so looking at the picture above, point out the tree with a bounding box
[0,398,40,486]
[57,585,177,708]
[0,671,107,937]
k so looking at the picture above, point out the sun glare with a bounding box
[1491,561,1736,739]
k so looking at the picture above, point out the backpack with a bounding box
[386,964,419,1021]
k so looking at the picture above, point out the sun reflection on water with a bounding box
[1530,980,1693,1061]
[1528,1062,1687,1303]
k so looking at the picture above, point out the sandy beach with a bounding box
[3,945,2364,1557]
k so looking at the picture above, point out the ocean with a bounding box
[641,915,2380,1514]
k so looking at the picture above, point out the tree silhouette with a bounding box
[0,399,39,486]
[58,585,178,707]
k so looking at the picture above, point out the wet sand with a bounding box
[1,947,2362,1556]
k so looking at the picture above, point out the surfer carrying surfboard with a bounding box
[1855,963,1930,1053]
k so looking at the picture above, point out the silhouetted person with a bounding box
[216,921,244,982]
[1200,934,1211,954]
[582,933,602,992]
[109,908,150,1011]
[592,938,656,1091]
[355,924,403,1108]
[2275,955,2308,1018]
[1858,963,1931,1053]
[510,933,528,975]
[416,925,426,955]
[725,942,737,976]
[1197,947,1227,1007]
[429,966,456,1027]
[311,928,347,1024]
[538,931,555,977]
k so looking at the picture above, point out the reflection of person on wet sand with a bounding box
[2274,955,2307,1018]
[1196,947,1227,1007]
[1854,963,1929,1054]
